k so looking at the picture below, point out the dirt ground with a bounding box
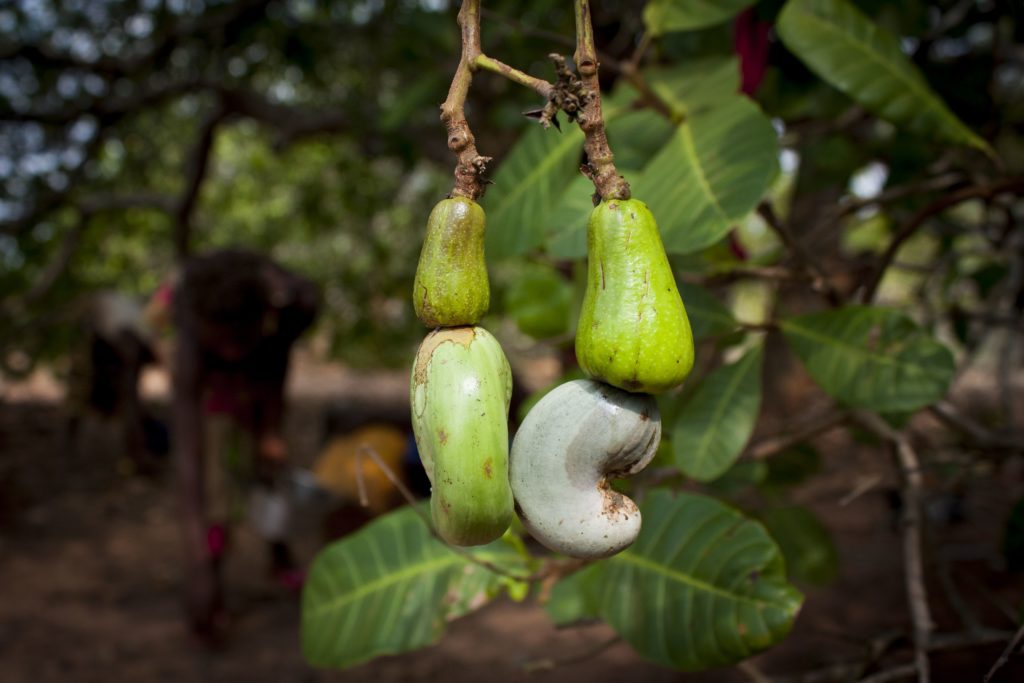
[1,355,1022,683]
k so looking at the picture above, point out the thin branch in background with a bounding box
[854,412,933,683]
[856,664,917,683]
[982,622,1024,683]
[747,410,849,460]
[997,244,1023,430]
[522,634,622,673]
[859,178,1024,303]
[835,173,965,218]
[936,558,982,634]
[739,660,776,683]
[679,265,808,287]
[354,445,533,583]
[174,102,227,261]
[757,201,843,305]
[439,0,491,200]
[928,400,1024,455]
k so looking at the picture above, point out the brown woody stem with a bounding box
[440,0,491,199]
[573,0,629,201]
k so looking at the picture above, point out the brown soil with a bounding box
[0,358,1021,682]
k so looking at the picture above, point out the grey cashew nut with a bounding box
[509,379,661,559]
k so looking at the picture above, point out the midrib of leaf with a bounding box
[690,352,755,472]
[780,317,947,380]
[786,8,966,136]
[307,554,461,617]
[678,124,729,224]
[612,550,777,608]
[489,131,582,220]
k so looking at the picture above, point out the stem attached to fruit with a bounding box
[573,0,630,201]
[440,0,491,200]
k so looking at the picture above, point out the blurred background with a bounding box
[1,0,1023,681]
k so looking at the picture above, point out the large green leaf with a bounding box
[777,0,990,153]
[645,57,741,116]
[593,491,803,670]
[605,108,676,170]
[644,0,756,35]
[672,345,763,481]
[545,175,595,260]
[679,282,739,341]
[761,506,839,586]
[633,96,779,255]
[483,124,584,259]
[780,305,955,412]
[302,506,526,669]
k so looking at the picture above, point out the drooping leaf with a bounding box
[761,506,839,585]
[592,491,803,670]
[644,0,757,35]
[672,345,764,481]
[503,263,573,339]
[302,505,527,669]
[679,282,739,341]
[776,0,991,154]
[645,57,741,116]
[780,305,955,412]
[633,96,779,255]
[483,124,584,259]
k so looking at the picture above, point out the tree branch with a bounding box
[174,103,227,260]
[473,54,553,99]
[982,622,1024,683]
[860,178,1024,303]
[573,0,629,201]
[854,412,933,683]
[747,410,849,460]
[439,0,491,199]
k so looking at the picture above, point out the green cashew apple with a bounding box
[576,199,694,394]
[410,326,513,545]
[413,197,489,327]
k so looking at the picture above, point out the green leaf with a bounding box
[780,305,955,412]
[483,124,585,259]
[545,175,595,260]
[633,96,779,255]
[503,263,573,339]
[761,506,839,585]
[544,566,602,626]
[777,0,991,154]
[679,282,739,341]
[672,345,764,482]
[302,505,526,669]
[644,0,756,35]
[593,491,803,670]
[645,58,741,116]
[606,108,676,170]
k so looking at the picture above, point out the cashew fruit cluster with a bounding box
[410,197,513,546]
[410,193,692,558]
[509,198,694,558]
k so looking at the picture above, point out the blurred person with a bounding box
[65,289,166,472]
[161,249,320,640]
